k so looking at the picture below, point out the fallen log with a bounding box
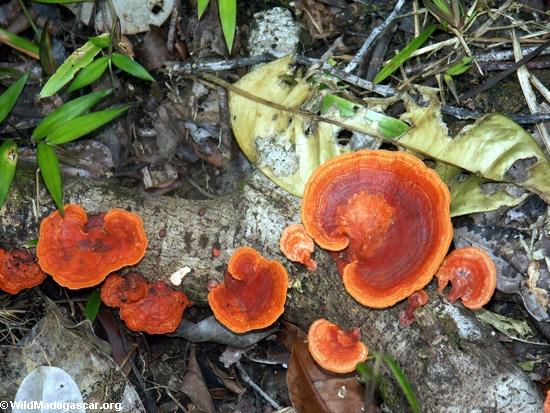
[0,164,544,412]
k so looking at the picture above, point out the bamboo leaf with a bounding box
[46,104,131,145]
[39,20,56,75]
[85,289,101,322]
[0,139,18,209]
[111,53,154,81]
[0,28,39,59]
[37,142,64,214]
[32,89,112,140]
[39,33,110,98]
[0,72,29,124]
[382,354,421,413]
[374,25,436,84]
[67,56,110,92]
[219,0,236,53]
[198,0,210,19]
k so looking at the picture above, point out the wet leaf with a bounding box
[219,0,236,53]
[0,28,39,59]
[0,72,29,124]
[111,52,154,81]
[39,33,110,98]
[85,289,101,322]
[37,142,64,213]
[475,309,534,340]
[46,104,131,145]
[67,56,109,92]
[198,0,210,18]
[33,89,112,140]
[0,139,18,209]
[373,25,436,84]
[181,346,216,413]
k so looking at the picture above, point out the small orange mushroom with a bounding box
[279,224,317,271]
[0,248,47,294]
[208,246,288,333]
[399,290,429,326]
[436,247,497,310]
[307,318,368,373]
[544,390,549,413]
[101,272,190,334]
[302,150,452,308]
[37,204,148,289]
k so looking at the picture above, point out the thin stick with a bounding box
[164,54,274,76]
[235,361,282,409]
[344,0,406,73]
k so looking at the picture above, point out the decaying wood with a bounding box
[0,165,544,412]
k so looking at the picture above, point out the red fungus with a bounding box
[399,290,429,326]
[208,246,288,333]
[301,150,452,308]
[0,248,47,294]
[101,272,190,334]
[436,247,497,310]
[37,204,148,289]
[307,318,368,373]
[279,223,317,271]
[544,390,549,413]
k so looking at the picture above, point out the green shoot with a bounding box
[85,289,102,322]
[111,53,155,81]
[219,0,236,53]
[0,140,18,209]
[198,0,210,18]
[0,72,29,124]
[67,56,110,92]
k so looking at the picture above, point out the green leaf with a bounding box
[382,354,421,413]
[111,53,154,81]
[85,289,101,322]
[88,33,112,49]
[0,28,39,59]
[46,104,131,144]
[0,67,24,80]
[321,94,357,117]
[37,142,64,214]
[219,0,236,53]
[32,89,112,140]
[0,139,18,209]
[446,56,473,76]
[374,25,436,84]
[67,56,110,92]
[198,0,210,18]
[0,72,29,124]
[39,20,56,75]
[39,34,110,98]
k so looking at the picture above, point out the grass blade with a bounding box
[0,28,39,59]
[46,104,131,145]
[0,67,24,80]
[374,25,436,84]
[39,20,56,75]
[37,142,64,214]
[39,33,110,98]
[67,56,110,92]
[0,139,18,209]
[219,0,236,53]
[198,0,210,18]
[382,354,420,413]
[0,72,29,124]
[111,53,154,81]
[32,89,112,140]
[85,289,101,322]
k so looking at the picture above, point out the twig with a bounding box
[475,45,550,62]
[164,54,274,76]
[344,0,407,73]
[440,106,550,124]
[235,361,282,410]
[166,0,180,53]
[460,40,550,100]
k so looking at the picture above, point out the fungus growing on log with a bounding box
[302,150,452,308]
[101,272,190,334]
[435,247,497,310]
[307,318,368,373]
[37,204,148,289]
[208,246,288,333]
[544,390,550,413]
[0,248,47,294]
[279,223,317,271]
[399,290,429,326]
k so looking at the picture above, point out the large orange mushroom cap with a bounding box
[307,318,368,373]
[37,204,148,289]
[0,248,47,294]
[436,247,497,310]
[544,390,550,413]
[279,224,317,271]
[101,272,190,334]
[208,246,288,333]
[302,150,452,308]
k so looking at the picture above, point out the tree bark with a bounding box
[0,165,544,412]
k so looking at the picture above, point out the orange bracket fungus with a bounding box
[208,246,288,333]
[279,223,317,271]
[302,150,452,308]
[307,318,368,373]
[101,272,189,334]
[0,248,47,294]
[435,247,497,310]
[37,204,148,289]
[399,290,429,327]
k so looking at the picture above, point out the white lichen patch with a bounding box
[170,266,191,286]
[438,304,482,340]
[491,374,543,412]
[255,135,299,177]
[248,7,301,58]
